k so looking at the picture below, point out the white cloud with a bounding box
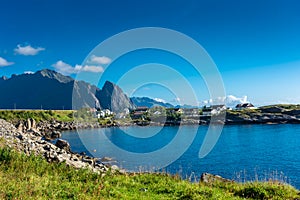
[74,64,104,73]
[52,60,104,75]
[200,95,248,107]
[24,71,34,74]
[225,95,248,107]
[14,44,45,56]
[0,57,14,67]
[90,55,111,65]
[52,60,75,75]
[154,98,166,103]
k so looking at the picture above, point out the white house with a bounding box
[235,103,255,110]
[202,105,226,116]
[95,109,113,118]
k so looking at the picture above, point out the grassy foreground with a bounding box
[0,146,299,199]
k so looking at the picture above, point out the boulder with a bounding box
[15,121,24,132]
[55,139,71,152]
[101,156,113,162]
[26,118,32,130]
[51,131,61,139]
[31,118,36,129]
[200,173,233,184]
[111,165,119,171]
[82,157,95,166]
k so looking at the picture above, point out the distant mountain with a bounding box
[131,97,174,108]
[0,69,135,111]
[175,104,199,109]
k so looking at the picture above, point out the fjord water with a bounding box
[62,124,300,189]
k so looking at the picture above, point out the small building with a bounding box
[95,109,113,118]
[202,106,212,116]
[167,108,183,114]
[202,105,226,116]
[235,103,255,110]
[131,107,149,120]
[134,107,148,112]
[153,111,161,115]
[183,108,200,117]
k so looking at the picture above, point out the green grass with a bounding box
[259,104,300,110]
[0,109,107,124]
[0,110,74,123]
[0,146,299,199]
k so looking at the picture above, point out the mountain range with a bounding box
[0,69,135,111]
[0,69,176,111]
[131,97,174,108]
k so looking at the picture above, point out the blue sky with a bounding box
[1,0,300,106]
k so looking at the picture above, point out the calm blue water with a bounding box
[61,124,300,189]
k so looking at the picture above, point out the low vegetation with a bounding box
[0,110,74,123]
[0,145,299,199]
[259,104,300,110]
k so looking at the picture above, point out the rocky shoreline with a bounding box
[1,105,299,176]
[0,118,119,175]
[136,106,300,126]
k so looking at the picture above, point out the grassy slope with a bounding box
[0,110,74,123]
[0,146,299,199]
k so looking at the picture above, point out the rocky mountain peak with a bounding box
[35,69,73,83]
[102,81,120,92]
[96,81,135,113]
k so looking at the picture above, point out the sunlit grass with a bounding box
[0,146,299,199]
[0,110,74,123]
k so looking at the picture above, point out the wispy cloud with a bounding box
[89,55,111,65]
[200,95,248,107]
[52,60,104,75]
[14,44,45,56]
[0,57,14,67]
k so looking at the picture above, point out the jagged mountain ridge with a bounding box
[0,69,135,111]
[130,97,174,108]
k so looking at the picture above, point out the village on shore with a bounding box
[91,102,300,126]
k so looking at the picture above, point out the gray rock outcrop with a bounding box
[55,139,70,152]
[0,119,115,175]
[200,173,233,183]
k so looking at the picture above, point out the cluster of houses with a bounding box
[92,108,114,119]
[92,102,255,119]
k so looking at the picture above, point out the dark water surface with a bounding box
[62,124,300,189]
